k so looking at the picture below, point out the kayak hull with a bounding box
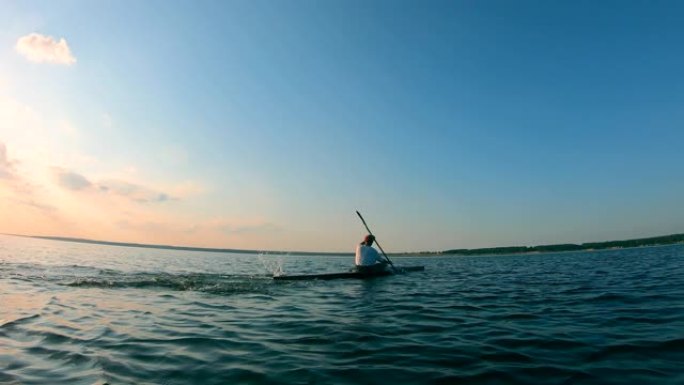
[273,266,425,281]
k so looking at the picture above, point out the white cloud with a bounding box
[15,33,77,65]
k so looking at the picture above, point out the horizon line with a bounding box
[3,231,683,257]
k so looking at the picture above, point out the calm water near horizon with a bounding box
[1,234,683,384]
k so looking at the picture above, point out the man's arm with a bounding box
[372,248,386,264]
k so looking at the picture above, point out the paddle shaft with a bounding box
[356,211,396,271]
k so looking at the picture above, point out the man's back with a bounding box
[355,244,382,266]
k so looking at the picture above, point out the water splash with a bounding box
[257,253,285,276]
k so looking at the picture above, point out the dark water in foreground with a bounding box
[1,235,683,385]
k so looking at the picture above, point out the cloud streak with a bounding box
[1,143,61,222]
[53,168,92,190]
[0,143,18,179]
[51,168,174,204]
[15,33,77,65]
[11,197,58,215]
[99,179,172,203]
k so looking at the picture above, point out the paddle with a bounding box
[356,210,397,273]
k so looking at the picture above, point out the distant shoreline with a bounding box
[436,233,684,256]
[2,232,683,257]
[3,234,353,257]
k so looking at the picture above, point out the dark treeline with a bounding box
[442,233,684,256]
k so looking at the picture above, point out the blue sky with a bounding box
[1,1,683,252]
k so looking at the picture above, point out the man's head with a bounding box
[362,234,375,245]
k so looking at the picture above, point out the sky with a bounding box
[1,0,683,253]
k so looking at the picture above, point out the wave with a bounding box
[62,272,273,296]
[587,338,684,360]
[2,260,277,296]
[0,313,41,329]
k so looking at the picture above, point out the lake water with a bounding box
[1,234,683,385]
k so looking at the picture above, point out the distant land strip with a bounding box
[3,232,684,257]
[5,234,353,257]
[438,233,684,256]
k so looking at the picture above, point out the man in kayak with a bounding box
[355,234,389,273]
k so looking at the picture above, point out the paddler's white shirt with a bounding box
[355,244,383,266]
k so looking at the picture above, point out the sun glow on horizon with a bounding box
[0,84,286,250]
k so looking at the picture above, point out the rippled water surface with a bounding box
[1,234,683,384]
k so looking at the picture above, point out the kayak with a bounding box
[273,266,425,281]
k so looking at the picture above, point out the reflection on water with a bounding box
[0,287,52,328]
